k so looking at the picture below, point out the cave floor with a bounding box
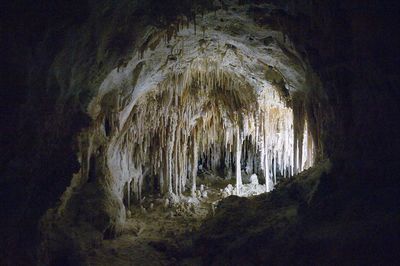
[86,179,230,265]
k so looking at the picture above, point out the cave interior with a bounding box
[1,0,399,265]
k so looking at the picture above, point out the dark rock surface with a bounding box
[195,161,399,265]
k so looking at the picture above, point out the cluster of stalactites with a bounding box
[116,59,314,199]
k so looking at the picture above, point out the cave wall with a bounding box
[0,1,218,264]
[279,0,400,181]
[0,1,146,264]
[1,0,399,265]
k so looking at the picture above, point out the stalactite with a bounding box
[236,125,242,195]
[110,58,315,200]
[264,117,270,192]
[273,150,277,184]
[127,179,131,210]
[191,134,198,196]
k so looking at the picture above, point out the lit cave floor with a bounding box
[84,162,340,265]
[87,175,244,265]
[87,198,206,265]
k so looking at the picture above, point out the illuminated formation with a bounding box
[106,57,315,200]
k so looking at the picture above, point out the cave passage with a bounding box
[89,10,321,210]
[118,59,315,205]
[34,3,327,264]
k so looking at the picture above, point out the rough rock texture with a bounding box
[196,161,331,265]
[1,0,399,265]
[195,160,399,265]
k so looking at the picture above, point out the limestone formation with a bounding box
[250,174,259,185]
